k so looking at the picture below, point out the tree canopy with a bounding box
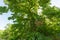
[0,0,60,40]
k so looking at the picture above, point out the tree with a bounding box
[0,6,8,14]
[0,0,60,40]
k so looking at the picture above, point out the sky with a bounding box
[0,0,60,30]
[0,0,13,30]
[51,0,60,7]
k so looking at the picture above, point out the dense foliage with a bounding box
[0,0,60,40]
[0,6,8,14]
